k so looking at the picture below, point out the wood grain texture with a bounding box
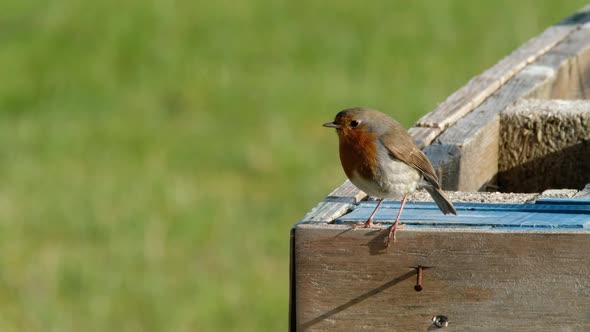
[294,225,590,331]
[415,75,499,129]
[536,24,590,99]
[422,144,461,191]
[299,180,365,223]
[407,127,442,149]
[414,16,582,129]
[415,5,590,130]
[339,200,590,228]
[428,61,561,192]
[427,23,590,192]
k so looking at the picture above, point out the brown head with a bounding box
[322,107,404,138]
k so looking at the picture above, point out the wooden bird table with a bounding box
[290,184,590,331]
[291,5,590,331]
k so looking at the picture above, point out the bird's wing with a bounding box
[379,133,441,189]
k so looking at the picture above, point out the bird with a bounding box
[323,107,456,245]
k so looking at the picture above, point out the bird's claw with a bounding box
[352,219,378,229]
[386,223,400,247]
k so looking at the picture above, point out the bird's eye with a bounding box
[350,120,360,127]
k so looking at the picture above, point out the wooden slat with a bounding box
[415,76,499,129]
[415,6,590,130]
[422,144,462,190]
[407,126,441,149]
[520,24,590,100]
[429,23,590,192]
[338,201,590,228]
[294,226,590,331]
[299,180,365,223]
[426,63,559,192]
[536,198,590,206]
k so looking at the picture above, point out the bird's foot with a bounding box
[386,221,401,247]
[364,219,375,228]
[353,219,378,229]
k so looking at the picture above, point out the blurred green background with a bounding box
[0,1,587,331]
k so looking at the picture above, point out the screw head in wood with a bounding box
[432,315,449,328]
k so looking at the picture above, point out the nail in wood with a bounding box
[415,266,423,292]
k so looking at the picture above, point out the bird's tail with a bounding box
[425,186,457,215]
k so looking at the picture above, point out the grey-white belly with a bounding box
[349,142,421,199]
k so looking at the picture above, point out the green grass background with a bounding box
[0,1,587,331]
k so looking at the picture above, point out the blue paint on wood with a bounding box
[335,199,590,230]
[535,198,590,206]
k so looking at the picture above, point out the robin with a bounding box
[323,107,456,245]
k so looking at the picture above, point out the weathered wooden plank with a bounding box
[415,75,500,129]
[536,197,590,206]
[537,23,590,99]
[415,5,590,130]
[422,144,462,190]
[294,225,590,331]
[407,126,441,149]
[438,65,558,145]
[299,180,365,223]
[338,201,590,228]
[428,24,590,192]
[417,31,571,129]
[427,63,559,192]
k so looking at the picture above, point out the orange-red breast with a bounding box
[323,107,456,245]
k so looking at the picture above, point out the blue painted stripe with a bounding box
[352,201,590,214]
[535,198,590,205]
[335,200,590,229]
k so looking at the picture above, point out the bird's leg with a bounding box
[387,194,407,246]
[363,198,383,228]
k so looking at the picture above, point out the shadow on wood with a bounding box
[298,270,416,331]
[498,141,590,192]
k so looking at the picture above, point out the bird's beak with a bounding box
[323,122,340,129]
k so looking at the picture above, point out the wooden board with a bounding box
[415,5,590,131]
[300,180,365,223]
[337,199,590,226]
[421,144,462,191]
[293,226,590,331]
[425,23,590,192]
[425,64,557,192]
[407,127,441,150]
[535,24,590,99]
[293,197,590,331]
